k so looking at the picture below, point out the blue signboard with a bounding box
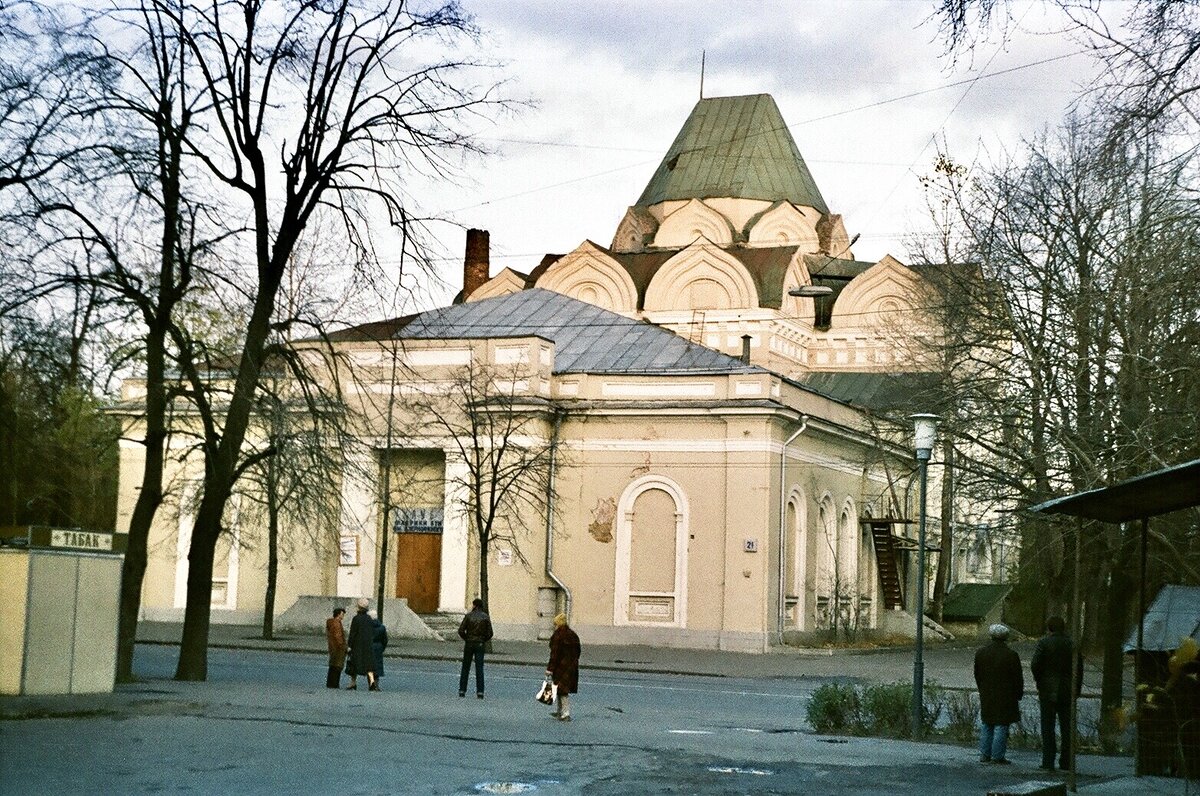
[394,507,444,534]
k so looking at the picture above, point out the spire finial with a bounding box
[700,50,705,99]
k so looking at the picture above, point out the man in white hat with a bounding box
[974,623,1023,764]
[346,597,378,691]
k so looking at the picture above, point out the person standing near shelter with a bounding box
[458,598,493,698]
[1032,616,1082,771]
[325,606,347,689]
[974,623,1023,764]
[346,598,377,691]
[546,613,581,722]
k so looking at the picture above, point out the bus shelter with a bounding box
[1030,458,1200,783]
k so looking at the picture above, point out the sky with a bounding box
[401,0,1111,311]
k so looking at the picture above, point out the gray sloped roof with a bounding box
[942,583,1012,622]
[636,94,829,212]
[394,288,761,376]
[1125,584,1200,653]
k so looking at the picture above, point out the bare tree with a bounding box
[910,113,1200,744]
[94,0,504,681]
[408,356,557,614]
[933,1,1200,141]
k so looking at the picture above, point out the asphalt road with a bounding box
[1,645,1127,795]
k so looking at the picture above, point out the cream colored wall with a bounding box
[0,551,28,695]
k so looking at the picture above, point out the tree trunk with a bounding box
[930,441,954,621]
[174,511,220,681]
[262,487,278,640]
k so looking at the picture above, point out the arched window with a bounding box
[615,475,689,627]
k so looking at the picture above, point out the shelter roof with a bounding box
[941,583,1012,622]
[1029,458,1200,523]
[1124,585,1200,652]
[331,288,764,376]
[635,94,829,212]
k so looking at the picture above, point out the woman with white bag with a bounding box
[545,613,581,721]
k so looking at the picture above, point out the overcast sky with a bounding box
[402,0,1109,309]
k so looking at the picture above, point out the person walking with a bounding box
[369,610,388,692]
[974,623,1023,764]
[325,606,347,689]
[1032,616,1082,771]
[458,598,493,699]
[345,598,377,691]
[546,613,580,722]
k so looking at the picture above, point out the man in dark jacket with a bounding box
[457,598,494,698]
[974,623,1023,764]
[1032,616,1083,771]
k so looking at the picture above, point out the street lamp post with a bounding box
[910,413,939,738]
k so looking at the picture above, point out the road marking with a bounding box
[668,729,713,735]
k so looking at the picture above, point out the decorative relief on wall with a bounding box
[588,497,616,543]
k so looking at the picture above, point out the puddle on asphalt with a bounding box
[474,784,537,794]
[707,766,774,776]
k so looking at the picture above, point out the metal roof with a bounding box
[395,288,763,376]
[635,94,829,212]
[796,371,943,412]
[1029,458,1200,523]
[1124,585,1200,652]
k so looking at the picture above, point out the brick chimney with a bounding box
[463,228,490,301]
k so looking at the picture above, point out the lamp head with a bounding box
[910,413,939,459]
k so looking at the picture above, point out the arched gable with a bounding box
[779,251,817,325]
[466,267,526,302]
[610,206,658,253]
[534,240,638,313]
[652,198,735,249]
[746,202,819,250]
[644,239,759,311]
[830,255,922,331]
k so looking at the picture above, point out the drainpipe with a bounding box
[777,415,809,641]
[545,409,571,617]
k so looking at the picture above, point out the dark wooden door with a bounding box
[395,532,441,613]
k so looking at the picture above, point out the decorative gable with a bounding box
[534,241,638,314]
[830,255,923,331]
[467,268,527,303]
[746,202,820,250]
[644,239,759,311]
[652,198,735,249]
[611,206,659,253]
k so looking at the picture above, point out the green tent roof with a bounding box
[636,94,829,212]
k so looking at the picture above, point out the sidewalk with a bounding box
[135,621,986,685]
[136,622,1106,693]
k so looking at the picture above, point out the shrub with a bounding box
[806,682,862,734]
[860,681,944,738]
[945,691,980,742]
[862,682,913,737]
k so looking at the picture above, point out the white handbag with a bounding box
[535,675,557,705]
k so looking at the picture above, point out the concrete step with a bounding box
[417,612,462,641]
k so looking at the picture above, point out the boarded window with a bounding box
[629,488,676,593]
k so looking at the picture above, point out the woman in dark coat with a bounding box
[370,612,388,688]
[346,598,377,691]
[974,623,1024,764]
[546,612,581,721]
